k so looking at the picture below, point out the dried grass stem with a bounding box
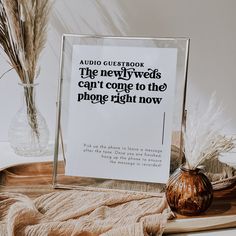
[0,0,51,134]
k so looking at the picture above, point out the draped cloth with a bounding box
[0,190,171,236]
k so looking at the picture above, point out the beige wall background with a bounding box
[0,0,236,141]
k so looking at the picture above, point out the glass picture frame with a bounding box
[53,34,189,193]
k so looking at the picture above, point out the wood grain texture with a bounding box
[0,162,236,233]
[165,184,236,233]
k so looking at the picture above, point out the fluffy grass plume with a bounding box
[0,0,51,83]
[0,0,51,135]
[183,94,235,170]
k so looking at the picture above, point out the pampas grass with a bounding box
[183,94,235,170]
[0,0,51,135]
[0,0,51,83]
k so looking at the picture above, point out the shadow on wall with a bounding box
[48,0,236,134]
[1,0,236,141]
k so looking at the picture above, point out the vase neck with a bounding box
[19,83,39,88]
[19,83,39,110]
[180,166,200,175]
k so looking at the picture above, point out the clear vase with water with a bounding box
[8,83,49,156]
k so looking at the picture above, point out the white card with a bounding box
[65,45,177,184]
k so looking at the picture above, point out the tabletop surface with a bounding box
[0,142,236,235]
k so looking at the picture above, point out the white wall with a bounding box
[0,0,236,141]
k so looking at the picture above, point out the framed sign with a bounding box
[53,34,189,193]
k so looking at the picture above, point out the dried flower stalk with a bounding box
[0,0,51,136]
[183,94,235,170]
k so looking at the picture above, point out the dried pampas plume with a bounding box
[0,0,52,135]
[183,94,235,170]
[0,0,51,83]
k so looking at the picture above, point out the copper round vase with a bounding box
[166,166,213,216]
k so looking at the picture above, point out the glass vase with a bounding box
[8,83,49,156]
[165,166,213,216]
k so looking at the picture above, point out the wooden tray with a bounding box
[0,162,236,234]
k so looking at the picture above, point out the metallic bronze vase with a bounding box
[166,166,213,216]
